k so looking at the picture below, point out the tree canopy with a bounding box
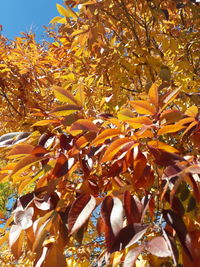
[0,0,200,266]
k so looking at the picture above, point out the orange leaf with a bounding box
[182,120,198,138]
[91,129,122,146]
[69,119,99,135]
[149,83,159,108]
[161,88,180,111]
[130,100,156,115]
[101,137,138,163]
[11,147,48,176]
[148,140,179,153]
[126,117,153,129]
[158,124,186,135]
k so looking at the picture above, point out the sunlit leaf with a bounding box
[130,100,156,115]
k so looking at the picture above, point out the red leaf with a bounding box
[68,194,96,234]
[124,191,142,224]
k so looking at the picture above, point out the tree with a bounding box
[0,0,200,266]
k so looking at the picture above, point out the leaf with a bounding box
[118,108,135,121]
[69,119,99,135]
[68,194,96,234]
[124,191,142,224]
[149,83,159,108]
[158,124,186,135]
[148,146,184,166]
[161,88,180,111]
[9,225,22,248]
[52,153,68,178]
[32,119,60,127]
[185,105,198,117]
[110,224,148,253]
[91,129,122,146]
[9,225,24,259]
[110,197,124,237]
[14,207,34,229]
[160,109,183,124]
[6,144,34,159]
[148,140,179,153]
[101,137,138,163]
[11,155,47,177]
[101,196,115,251]
[52,86,78,105]
[75,86,85,106]
[163,209,193,260]
[130,100,156,115]
[146,236,171,257]
[50,104,81,116]
[56,4,77,20]
[43,243,66,267]
[50,16,63,24]
[123,246,144,267]
[126,116,153,129]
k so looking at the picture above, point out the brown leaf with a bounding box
[52,153,68,178]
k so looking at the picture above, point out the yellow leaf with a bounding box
[32,119,60,127]
[56,4,77,20]
[52,86,78,105]
[118,108,135,121]
[185,105,198,117]
[50,16,63,24]
[50,104,81,116]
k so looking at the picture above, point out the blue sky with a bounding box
[0,0,63,41]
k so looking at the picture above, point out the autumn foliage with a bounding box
[0,0,200,266]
